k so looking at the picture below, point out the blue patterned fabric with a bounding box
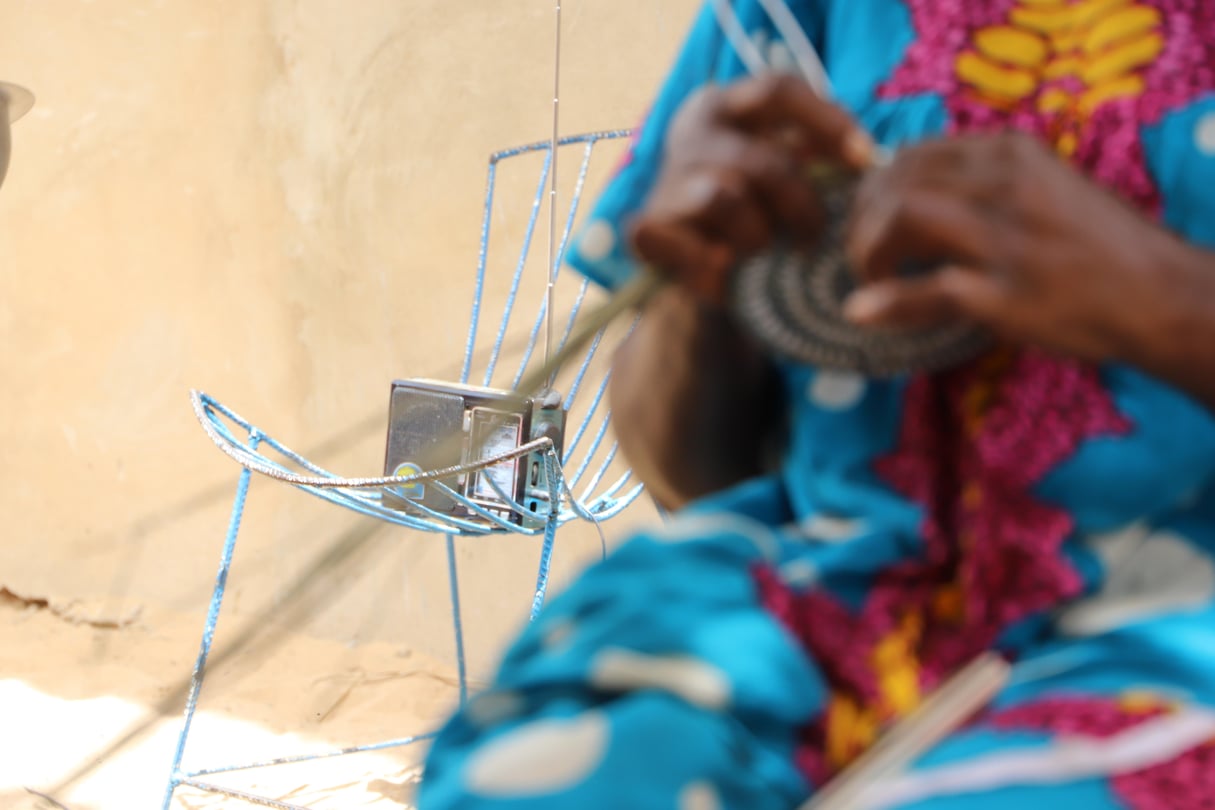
[419,2,1215,807]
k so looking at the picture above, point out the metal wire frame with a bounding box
[164,129,643,809]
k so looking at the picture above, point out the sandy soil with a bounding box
[1,588,459,809]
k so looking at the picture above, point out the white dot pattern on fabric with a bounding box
[464,712,609,797]
[654,513,779,560]
[1083,522,1151,569]
[1058,529,1215,636]
[589,648,732,711]
[578,220,617,262]
[680,781,724,810]
[778,558,820,587]
[542,618,576,651]
[464,691,526,728]
[800,514,865,544]
[1196,111,1215,156]
[808,370,867,410]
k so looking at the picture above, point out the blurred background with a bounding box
[0,1,699,806]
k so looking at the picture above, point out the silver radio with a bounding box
[382,379,566,528]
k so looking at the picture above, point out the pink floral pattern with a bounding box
[867,351,1131,683]
[756,352,1129,780]
[881,0,1215,213]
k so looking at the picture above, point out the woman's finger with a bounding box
[629,217,734,304]
[705,130,826,242]
[842,275,962,331]
[684,167,776,254]
[713,74,875,168]
[843,265,1006,331]
[845,187,993,284]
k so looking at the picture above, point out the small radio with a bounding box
[381,379,567,528]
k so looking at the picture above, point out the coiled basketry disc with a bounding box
[730,169,989,377]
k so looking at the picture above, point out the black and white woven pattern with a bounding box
[730,170,989,377]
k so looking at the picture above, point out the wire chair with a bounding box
[164,128,642,810]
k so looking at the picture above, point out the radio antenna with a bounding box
[542,0,563,389]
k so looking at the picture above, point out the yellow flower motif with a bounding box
[954,0,1166,156]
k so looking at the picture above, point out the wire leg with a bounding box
[445,534,469,705]
[162,433,261,810]
[529,511,560,623]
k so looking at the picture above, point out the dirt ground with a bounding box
[0,1,693,806]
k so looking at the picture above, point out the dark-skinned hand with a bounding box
[612,74,871,505]
[841,132,1203,366]
[622,72,1215,460]
[629,73,876,304]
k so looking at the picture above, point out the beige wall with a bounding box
[0,0,698,679]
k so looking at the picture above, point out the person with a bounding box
[419,1,1215,807]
